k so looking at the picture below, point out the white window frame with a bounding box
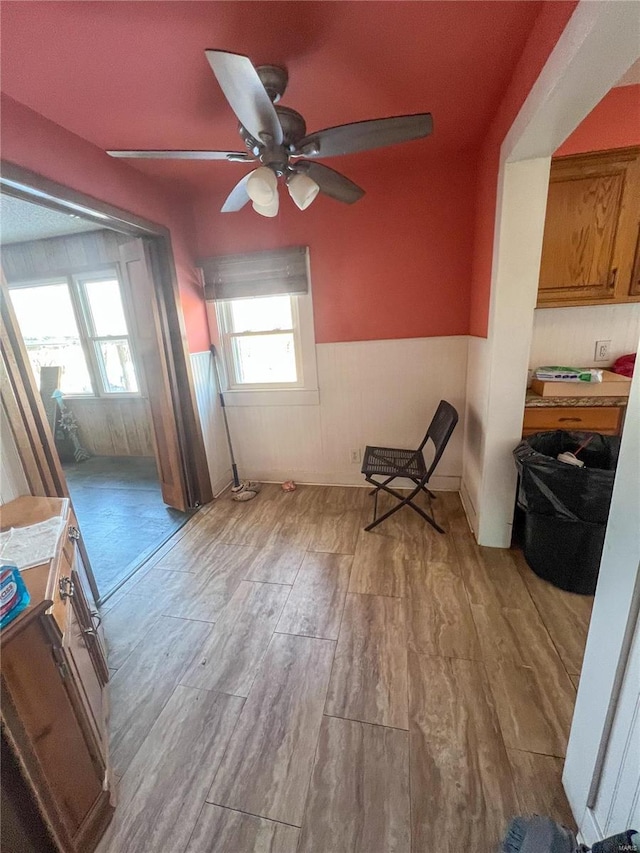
[8,268,142,399]
[212,289,319,407]
[72,269,141,398]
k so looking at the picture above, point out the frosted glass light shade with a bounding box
[287,172,320,210]
[252,194,279,217]
[246,167,278,205]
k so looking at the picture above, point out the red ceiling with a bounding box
[1,1,544,197]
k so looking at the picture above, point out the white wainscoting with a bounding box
[529,303,640,369]
[0,405,29,505]
[222,336,468,490]
[460,334,490,535]
[190,351,232,497]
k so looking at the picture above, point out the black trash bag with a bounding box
[513,431,621,595]
[514,431,620,524]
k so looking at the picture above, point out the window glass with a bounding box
[232,333,297,384]
[96,339,139,393]
[9,284,93,394]
[229,295,293,333]
[83,278,128,336]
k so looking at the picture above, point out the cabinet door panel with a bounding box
[538,147,640,307]
[630,224,640,297]
[1,619,103,837]
[539,172,622,301]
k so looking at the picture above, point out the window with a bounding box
[78,275,139,394]
[203,247,318,406]
[8,270,140,397]
[218,294,300,388]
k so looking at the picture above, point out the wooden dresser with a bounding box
[0,496,115,853]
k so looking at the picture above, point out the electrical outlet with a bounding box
[594,340,611,362]
[350,448,362,464]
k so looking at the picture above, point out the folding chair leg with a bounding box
[363,477,445,534]
[369,474,397,496]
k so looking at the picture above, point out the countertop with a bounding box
[525,391,629,408]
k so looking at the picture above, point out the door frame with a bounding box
[461,1,640,548]
[457,0,639,842]
[0,160,213,598]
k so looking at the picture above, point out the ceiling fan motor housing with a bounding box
[240,105,307,153]
[255,65,288,102]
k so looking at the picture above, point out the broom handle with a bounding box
[210,346,241,488]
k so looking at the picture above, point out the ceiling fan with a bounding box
[107,50,433,216]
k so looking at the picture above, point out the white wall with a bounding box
[530,303,640,369]
[223,336,468,489]
[564,333,640,844]
[470,158,552,548]
[0,405,29,504]
[190,351,233,497]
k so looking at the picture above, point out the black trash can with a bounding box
[513,430,620,594]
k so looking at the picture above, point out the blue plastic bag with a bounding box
[0,564,30,629]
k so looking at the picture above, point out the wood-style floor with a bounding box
[97,485,593,853]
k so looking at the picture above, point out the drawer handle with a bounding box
[59,576,75,600]
[68,525,80,542]
[558,417,582,423]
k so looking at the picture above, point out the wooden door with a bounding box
[118,239,188,511]
[538,147,640,307]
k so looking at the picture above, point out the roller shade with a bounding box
[200,246,309,301]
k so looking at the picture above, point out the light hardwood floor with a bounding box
[98,485,591,853]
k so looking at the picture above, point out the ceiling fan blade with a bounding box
[205,50,283,146]
[106,150,251,161]
[294,113,433,158]
[221,171,254,213]
[296,161,364,204]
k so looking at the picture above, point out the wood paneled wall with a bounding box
[66,397,154,457]
[1,229,128,280]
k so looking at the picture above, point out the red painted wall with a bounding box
[194,151,476,344]
[468,1,578,338]
[555,84,640,156]
[0,94,210,352]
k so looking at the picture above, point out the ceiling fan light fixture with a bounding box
[287,172,320,210]
[252,194,279,217]
[246,166,278,205]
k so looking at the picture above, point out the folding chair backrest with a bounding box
[418,400,459,481]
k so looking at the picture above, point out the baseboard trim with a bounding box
[460,479,478,538]
[238,470,461,491]
[211,471,233,498]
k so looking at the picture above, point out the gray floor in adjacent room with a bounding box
[63,456,191,599]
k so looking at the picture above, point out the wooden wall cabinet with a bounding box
[1,497,114,853]
[537,146,640,308]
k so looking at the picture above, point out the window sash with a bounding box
[72,271,139,396]
[217,297,304,390]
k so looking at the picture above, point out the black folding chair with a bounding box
[361,400,459,533]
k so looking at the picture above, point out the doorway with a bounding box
[0,166,212,602]
[457,3,639,842]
